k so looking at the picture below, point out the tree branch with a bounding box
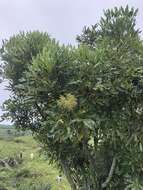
[35,102,47,120]
[61,161,77,190]
[101,156,116,189]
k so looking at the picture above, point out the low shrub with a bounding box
[17,183,52,190]
[15,169,31,178]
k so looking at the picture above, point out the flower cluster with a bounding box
[57,93,77,111]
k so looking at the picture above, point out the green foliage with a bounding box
[17,183,51,190]
[1,31,50,86]
[77,6,139,48]
[1,6,143,190]
[125,178,143,190]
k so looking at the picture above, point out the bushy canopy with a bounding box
[1,31,50,86]
[1,6,143,190]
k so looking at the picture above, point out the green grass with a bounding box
[0,129,70,190]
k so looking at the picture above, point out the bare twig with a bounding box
[101,156,116,189]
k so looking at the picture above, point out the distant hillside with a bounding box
[0,124,14,128]
[0,124,31,140]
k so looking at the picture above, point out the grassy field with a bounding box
[0,126,70,190]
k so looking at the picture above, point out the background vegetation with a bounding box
[0,125,70,190]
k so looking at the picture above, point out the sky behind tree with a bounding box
[0,0,143,123]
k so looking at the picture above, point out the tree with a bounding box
[1,6,143,190]
[1,31,50,86]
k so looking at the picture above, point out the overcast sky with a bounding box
[0,0,143,124]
